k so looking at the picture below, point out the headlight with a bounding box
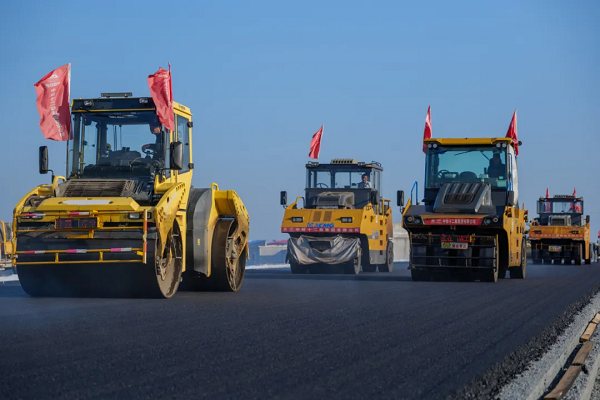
[83,100,94,107]
[427,144,433,149]
[483,218,492,225]
[432,143,438,149]
[139,98,149,104]
[291,217,303,223]
[405,216,422,225]
[128,213,142,219]
[341,217,353,223]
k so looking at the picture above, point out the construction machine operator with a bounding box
[358,173,372,189]
[142,119,164,160]
[487,153,505,178]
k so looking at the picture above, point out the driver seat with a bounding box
[459,171,478,182]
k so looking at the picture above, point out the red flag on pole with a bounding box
[147,65,174,132]
[423,105,432,153]
[308,125,324,159]
[506,110,518,155]
[34,63,71,141]
[573,187,577,197]
[545,187,551,212]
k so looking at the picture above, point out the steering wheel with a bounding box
[142,144,155,156]
[437,169,451,178]
[316,183,329,188]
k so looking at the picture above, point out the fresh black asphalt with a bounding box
[1,263,600,400]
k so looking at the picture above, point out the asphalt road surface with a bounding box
[1,262,600,400]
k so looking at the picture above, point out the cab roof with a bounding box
[71,95,191,117]
[424,137,514,146]
[306,159,383,171]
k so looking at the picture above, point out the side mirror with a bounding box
[586,215,590,224]
[507,190,516,206]
[39,146,49,174]
[280,191,287,206]
[397,190,404,207]
[170,142,184,170]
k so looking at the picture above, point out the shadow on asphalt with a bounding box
[244,271,413,282]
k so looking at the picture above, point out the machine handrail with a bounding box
[410,181,419,205]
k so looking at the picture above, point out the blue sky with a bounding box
[1,0,598,241]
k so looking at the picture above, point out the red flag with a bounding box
[506,110,518,155]
[309,125,324,159]
[597,230,600,239]
[423,105,432,153]
[573,187,577,197]
[147,65,174,132]
[34,63,71,141]
[545,187,551,212]
[546,187,549,198]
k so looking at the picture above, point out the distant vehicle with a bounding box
[529,195,592,265]
[280,159,393,274]
[0,221,13,271]
[402,137,528,282]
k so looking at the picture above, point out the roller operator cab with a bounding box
[13,93,250,298]
[280,159,394,274]
[401,138,528,282]
[530,195,592,265]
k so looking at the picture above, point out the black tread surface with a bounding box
[1,263,600,400]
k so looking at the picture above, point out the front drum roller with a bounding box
[17,224,184,298]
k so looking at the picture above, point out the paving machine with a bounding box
[530,194,591,264]
[280,159,393,274]
[401,138,528,282]
[13,93,249,298]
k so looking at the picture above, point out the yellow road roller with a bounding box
[13,93,249,298]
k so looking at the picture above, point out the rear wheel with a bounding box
[509,241,527,279]
[344,257,361,275]
[378,242,394,272]
[574,244,583,265]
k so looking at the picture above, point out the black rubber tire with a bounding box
[574,244,583,265]
[410,268,428,281]
[290,261,307,274]
[485,268,499,282]
[498,268,507,279]
[378,242,394,273]
[509,241,527,279]
[344,257,361,275]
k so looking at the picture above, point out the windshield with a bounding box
[306,169,380,190]
[425,146,508,189]
[538,200,583,214]
[68,111,166,177]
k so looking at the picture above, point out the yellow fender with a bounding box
[154,183,187,256]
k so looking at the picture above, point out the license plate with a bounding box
[442,242,468,250]
[548,245,562,252]
[56,218,98,229]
